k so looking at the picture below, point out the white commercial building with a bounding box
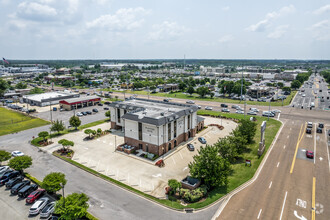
[23,91,79,107]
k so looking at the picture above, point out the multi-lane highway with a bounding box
[292,74,330,110]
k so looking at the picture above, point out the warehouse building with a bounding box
[23,91,79,107]
[59,96,101,110]
[109,98,204,156]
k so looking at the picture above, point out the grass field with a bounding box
[53,109,282,210]
[108,89,296,107]
[0,107,50,136]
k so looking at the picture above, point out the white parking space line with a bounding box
[287,135,290,139]
[277,162,280,168]
[269,181,272,189]
[325,129,330,173]
[257,209,262,219]
[179,152,183,160]
[277,113,281,120]
[172,157,176,165]
[279,191,288,220]
[314,125,316,164]
[283,145,286,149]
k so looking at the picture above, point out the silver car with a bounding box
[40,201,56,218]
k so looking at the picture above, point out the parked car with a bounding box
[307,122,313,128]
[11,150,24,157]
[247,111,257,115]
[26,189,46,204]
[0,166,9,174]
[40,201,56,218]
[18,184,38,198]
[81,112,87,116]
[306,128,312,134]
[318,123,324,128]
[187,144,195,151]
[163,99,169,102]
[92,108,98,113]
[205,106,213,110]
[5,176,24,189]
[306,150,314,159]
[186,100,195,104]
[76,112,83,117]
[52,107,57,111]
[104,107,109,110]
[104,101,111,105]
[221,108,230,112]
[220,104,228,108]
[0,170,20,186]
[236,110,244,114]
[231,105,239,109]
[11,180,30,195]
[316,127,322,133]
[29,197,50,216]
[197,105,201,109]
[0,170,13,178]
[249,108,259,112]
[198,137,207,144]
[86,111,92,115]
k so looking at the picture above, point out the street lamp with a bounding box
[60,183,65,208]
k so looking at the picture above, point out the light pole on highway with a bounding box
[268,100,271,121]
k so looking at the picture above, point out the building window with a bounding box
[188,115,191,129]
[138,122,142,141]
[174,121,177,138]
[168,123,171,141]
[117,108,121,123]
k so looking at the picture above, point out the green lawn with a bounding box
[108,90,296,107]
[0,107,50,136]
[52,110,282,210]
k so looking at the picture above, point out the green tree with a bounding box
[237,119,257,144]
[84,129,93,138]
[42,172,67,194]
[187,86,195,95]
[0,150,11,166]
[282,87,291,92]
[215,137,238,163]
[105,111,111,118]
[210,79,216,85]
[0,79,9,97]
[178,82,186,91]
[54,193,89,220]
[58,139,74,151]
[51,120,65,134]
[230,129,248,154]
[168,179,181,195]
[97,128,102,135]
[188,145,231,188]
[196,86,209,98]
[8,155,32,174]
[277,82,284,88]
[38,131,49,143]
[15,82,27,89]
[69,116,81,130]
[291,80,302,90]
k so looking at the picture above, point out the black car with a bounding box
[5,176,24,189]
[104,101,111,105]
[104,107,109,110]
[318,123,324,128]
[81,112,87,116]
[317,127,322,133]
[92,109,98,113]
[86,111,92,115]
[306,128,312,134]
[163,99,169,102]
[11,180,30,195]
[98,103,103,106]
[220,104,228,108]
[0,169,14,178]
[187,144,195,151]
[0,170,20,185]
[18,184,38,198]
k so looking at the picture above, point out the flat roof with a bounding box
[23,92,77,102]
[60,95,100,104]
[110,98,198,126]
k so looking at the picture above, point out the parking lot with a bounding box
[43,116,237,198]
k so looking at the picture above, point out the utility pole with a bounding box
[240,70,243,103]
[268,100,271,121]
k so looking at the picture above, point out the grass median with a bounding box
[107,90,296,107]
[0,107,50,136]
[52,110,282,210]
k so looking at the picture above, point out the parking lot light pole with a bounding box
[268,100,271,121]
[60,183,65,208]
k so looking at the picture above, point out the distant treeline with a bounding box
[4,59,330,68]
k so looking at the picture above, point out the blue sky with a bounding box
[0,0,329,60]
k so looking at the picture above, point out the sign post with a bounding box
[258,121,267,156]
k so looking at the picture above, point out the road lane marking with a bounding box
[283,145,286,149]
[269,181,272,189]
[277,113,281,120]
[279,191,288,220]
[179,152,183,159]
[290,124,305,174]
[277,162,280,167]
[314,125,316,164]
[312,177,316,220]
[294,210,307,220]
[172,157,176,165]
[296,198,307,208]
[326,129,330,173]
[257,209,262,219]
[287,135,289,139]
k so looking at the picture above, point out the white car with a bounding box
[236,110,244,114]
[273,109,281,113]
[186,100,195,104]
[0,166,9,174]
[29,197,49,216]
[205,106,213,110]
[247,111,257,115]
[302,94,306,97]
[76,112,83,117]
[11,151,24,157]
[40,201,56,218]
[250,108,259,112]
